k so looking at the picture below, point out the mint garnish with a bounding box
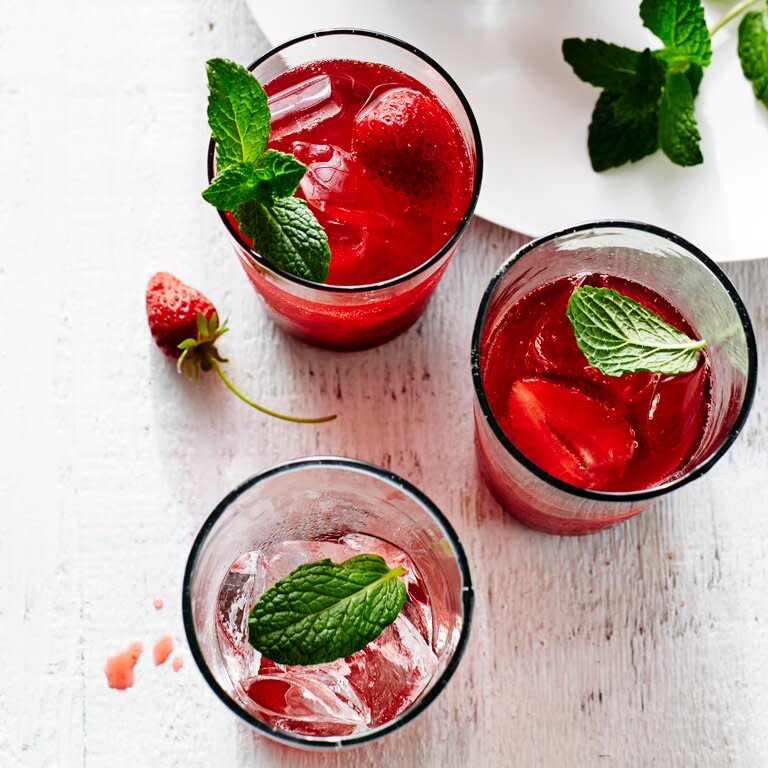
[248,554,408,666]
[237,197,331,282]
[639,0,712,67]
[202,150,307,210]
[563,0,767,171]
[566,285,707,376]
[738,4,768,108]
[658,70,703,166]
[203,58,331,283]
[206,58,270,169]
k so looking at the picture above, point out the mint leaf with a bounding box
[658,69,703,166]
[202,150,307,210]
[686,62,703,97]
[206,58,270,170]
[640,0,712,67]
[738,8,768,108]
[588,91,659,171]
[248,554,408,666]
[566,285,706,376]
[611,48,665,121]
[238,197,331,283]
[562,39,644,91]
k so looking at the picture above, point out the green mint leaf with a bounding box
[686,62,703,98]
[658,69,703,166]
[206,58,270,170]
[237,197,331,283]
[248,554,408,666]
[738,8,768,108]
[566,285,706,376]
[640,0,712,67]
[562,39,644,91]
[588,91,659,171]
[202,150,307,210]
[611,48,665,121]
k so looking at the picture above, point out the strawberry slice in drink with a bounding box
[351,87,470,217]
[503,378,638,488]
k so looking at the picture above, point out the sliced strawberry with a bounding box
[503,378,638,489]
[351,87,469,217]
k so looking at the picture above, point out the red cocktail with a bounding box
[209,31,481,350]
[472,223,757,535]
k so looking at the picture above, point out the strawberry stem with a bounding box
[209,359,337,424]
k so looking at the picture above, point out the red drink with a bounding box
[213,32,480,349]
[265,60,472,286]
[472,222,755,536]
[480,274,711,495]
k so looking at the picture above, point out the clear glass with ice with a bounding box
[183,458,473,749]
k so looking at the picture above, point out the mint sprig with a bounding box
[203,58,331,283]
[202,150,307,210]
[248,554,408,666]
[563,0,766,171]
[566,285,706,376]
[738,4,768,107]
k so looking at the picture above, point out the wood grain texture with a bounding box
[1,1,766,766]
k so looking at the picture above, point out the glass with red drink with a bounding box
[208,30,482,350]
[472,222,757,535]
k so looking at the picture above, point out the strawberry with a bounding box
[350,88,469,217]
[145,271,335,424]
[503,377,637,489]
[146,271,218,360]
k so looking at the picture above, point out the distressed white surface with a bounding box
[1,1,767,766]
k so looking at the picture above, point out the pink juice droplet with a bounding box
[172,656,184,672]
[153,597,163,610]
[105,642,143,690]
[153,635,174,666]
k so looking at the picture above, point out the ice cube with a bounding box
[269,75,342,142]
[216,552,264,683]
[242,657,369,737]
[346,614,438,727]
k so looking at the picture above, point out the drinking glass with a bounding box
[471,221,757,535]
[183,457,473,748]
[207,29,482,350]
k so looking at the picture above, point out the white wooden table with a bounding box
[2,1,767,766]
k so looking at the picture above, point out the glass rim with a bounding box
[181,455,474,749]
[206,27,484,294]
[470,219,758,503]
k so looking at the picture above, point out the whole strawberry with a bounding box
[146,272,217,359]
[351,88,469,217]
[145,272,335,424]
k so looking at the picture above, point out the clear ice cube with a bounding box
[269,74,342,142]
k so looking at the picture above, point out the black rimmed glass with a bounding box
[182,457,473,749]
[471,221,757,535]
[207,29,483,350]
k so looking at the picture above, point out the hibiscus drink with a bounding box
[265,59,472,286]
[472,223,756,535]
[211,31,481,349]
[481,274,711,493]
